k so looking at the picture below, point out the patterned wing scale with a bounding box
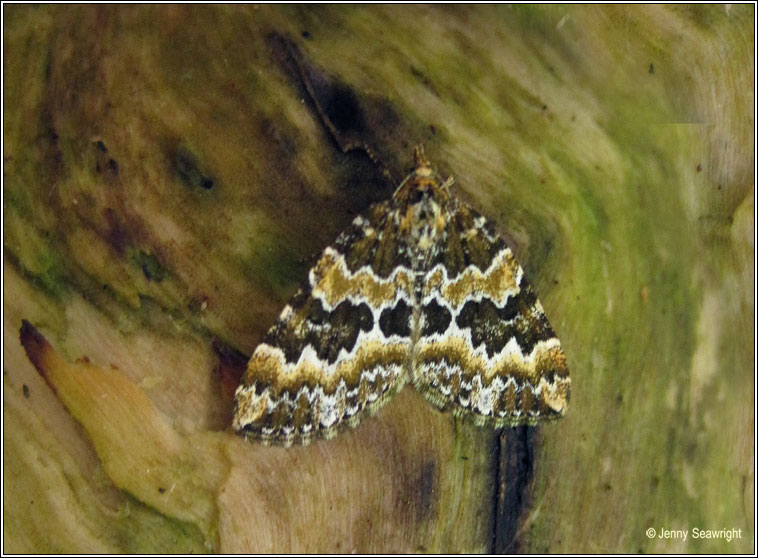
[233,202,415,445]
[412,202,570,425]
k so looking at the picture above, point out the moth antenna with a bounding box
[413,144,431,172]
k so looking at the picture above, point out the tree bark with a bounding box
[3,4,753,553]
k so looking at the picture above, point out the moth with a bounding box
[233,147,570,445]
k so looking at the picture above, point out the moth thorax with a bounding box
[410,196,444,251]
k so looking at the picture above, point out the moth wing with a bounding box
[233,202,415,445]
[412,203,570,425]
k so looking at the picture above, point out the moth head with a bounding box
[413,144,433,178]
[394,146,454,204]
[411,145,452,187]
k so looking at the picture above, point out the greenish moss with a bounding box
[113,495,210,553]
[237,228,307,299]
[174,145,218,193]
[128,249,168,283]
[4,209,69,298]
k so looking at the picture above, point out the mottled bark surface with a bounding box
[3,4,754,553]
